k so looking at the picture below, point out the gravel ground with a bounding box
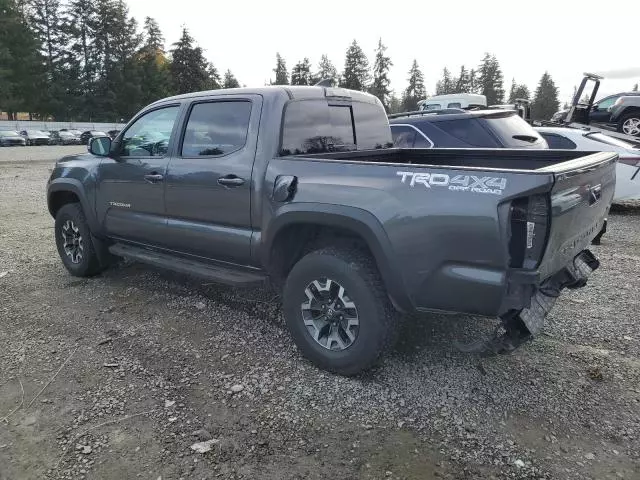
[0,145,85,164]
[0,156,639,480]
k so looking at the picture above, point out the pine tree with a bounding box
[223,69,240,88]
[388,93,402,114]
[137,16,173,106]
[290,57,312,85]
[531,72,560,120]
[633,83,638,92]
[314,54,337,84]
[24,0,68,117]
[477,53,505,105]
[435,67,455,95]
[341,40,369,91]
[369,38,392,109]
[62,0,99,118]
[271,52,289,85]
[508,78,531,103]
[468,68,478,93]
[169,27,211,95]
[455,65,469,93]
[402,59,426,111]
[0,0,45,118]
[205,63,221,90]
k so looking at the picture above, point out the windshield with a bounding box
[0,131,19,137]
[585,132,639,150]
[482,113,546,147]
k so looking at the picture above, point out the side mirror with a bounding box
[592,105,599,111]
[88,136,112,157]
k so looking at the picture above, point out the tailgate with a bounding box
[537,151,617,280]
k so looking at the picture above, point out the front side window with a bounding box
[448,102,462,109]
[181,101,251,157]
[120,106,179,157]
[422,103,441,111]
[595,96,618,110]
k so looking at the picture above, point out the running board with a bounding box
[109,243,266,287]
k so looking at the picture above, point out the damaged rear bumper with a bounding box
[457,250,599,355]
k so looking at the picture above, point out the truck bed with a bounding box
[299,148,606,171]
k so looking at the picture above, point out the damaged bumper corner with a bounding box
[456,250,600,355]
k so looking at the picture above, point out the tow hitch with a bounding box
[456,250,600,355]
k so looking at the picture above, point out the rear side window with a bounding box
[540,133,577,149]
[448,102,462,108]
[182,101,251,157]
[391,125,417,147]
[482,113,545,147]
[432,118,500,147]
[280,100,390,155]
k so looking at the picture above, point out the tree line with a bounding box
[2,0,625,123]
[0,0,239,121]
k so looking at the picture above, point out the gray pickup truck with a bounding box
[47,86,616,375]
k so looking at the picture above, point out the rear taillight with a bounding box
[508,194,550,269]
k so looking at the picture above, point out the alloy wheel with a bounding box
[301,278,359,351]
[61,220,84,264]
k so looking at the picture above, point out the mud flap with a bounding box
[455,250,599,356]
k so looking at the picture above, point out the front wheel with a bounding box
[283,246,397,376]
[54,203,105,277]
[618,113,640,137]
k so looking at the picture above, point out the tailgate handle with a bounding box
[588,184,602,205]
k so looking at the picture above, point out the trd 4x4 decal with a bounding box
[397,171,507,195]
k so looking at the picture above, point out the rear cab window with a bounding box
[280,99,391,156]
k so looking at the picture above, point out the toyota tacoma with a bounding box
[47,85,616,375]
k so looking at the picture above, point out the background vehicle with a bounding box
[536,126,640,201]
[545,73,640,142]
[80,130,108,144]
[0,130,27,146]
[20,129,50,145]
[49,130,82,145]
[418,93,487,111]
[609,95,640,136]
[47,86,614,375]
[389,110,547,149]
[60,129,83,138]
[487,98,532,122]
[107,129,120,139]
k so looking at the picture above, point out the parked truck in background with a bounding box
[47,85,615,375]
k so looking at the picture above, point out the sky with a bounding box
[126,0,640,104]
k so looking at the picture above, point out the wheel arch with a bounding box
[263,203,412,313]
[47,179,98,231]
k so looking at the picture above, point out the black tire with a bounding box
[283,246,397,376]
[618,112,640,137]
[54,203,104,277]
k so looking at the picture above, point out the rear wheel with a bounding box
[54,203,105,277]
[283,246,397,376]
[618,113,640,137]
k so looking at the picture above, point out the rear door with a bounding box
[163,95,262,265]
[536,152,617,280]
[95,104,181,246]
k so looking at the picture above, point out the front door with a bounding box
[164,96,261,265]
[590,95,618,124]
[95,104,181,246]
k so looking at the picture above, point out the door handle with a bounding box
[144,173,164,183]
[217,175,245,187]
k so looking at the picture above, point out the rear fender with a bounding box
[262,203,412,312]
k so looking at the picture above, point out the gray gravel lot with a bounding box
[0,145,85,164]
[0,155,639,480]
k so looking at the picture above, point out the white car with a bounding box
[535,127,640,202]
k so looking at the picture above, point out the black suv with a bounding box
[390,109,548,149]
